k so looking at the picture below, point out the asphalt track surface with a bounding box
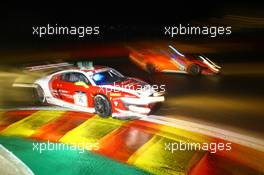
[0,43,264,175]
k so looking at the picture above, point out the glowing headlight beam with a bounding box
[198,56,220,72]
[168,45,185,57]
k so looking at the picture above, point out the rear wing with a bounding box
[13,62,73,88]
[25,62,73,71]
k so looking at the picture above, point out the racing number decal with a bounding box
[73,91,88,107]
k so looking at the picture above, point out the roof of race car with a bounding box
[62,65,111,74]
[46,65,111,76]
[80,65,109,72]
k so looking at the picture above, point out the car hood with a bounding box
[100,77,155,97]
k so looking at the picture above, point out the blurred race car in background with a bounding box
[33,62,165,118]
[129,45,221,75]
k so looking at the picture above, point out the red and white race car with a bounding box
[33,63,165,118]
[129,45,221,75]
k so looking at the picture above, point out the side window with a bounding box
[61,73,71,81]
[61,72,90,84]
[78,73,91,85]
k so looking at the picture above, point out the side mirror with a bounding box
[74,81,89,88]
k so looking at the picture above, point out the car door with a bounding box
[50,74,62,99]
[58,72,76,103]
[72,72,91,107]
[60,72,91,107]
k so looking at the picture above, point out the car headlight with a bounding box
[153,92,164,97]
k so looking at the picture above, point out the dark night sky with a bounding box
[1,2,263,49]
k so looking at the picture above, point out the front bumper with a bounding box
[121,96,165,105]
[112,108,149,119]
[112,96,165,118]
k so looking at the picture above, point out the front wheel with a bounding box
[94,95,112,117]
[187,64,201,76]
[146,63,156,74]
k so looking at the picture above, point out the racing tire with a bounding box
[33,85,47,104]
[94,94,112,118]
[146,63,156,74]
[187,64,201,76]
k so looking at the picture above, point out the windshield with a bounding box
[92,69,126,85]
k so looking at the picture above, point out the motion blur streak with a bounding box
[207,15,264,30]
